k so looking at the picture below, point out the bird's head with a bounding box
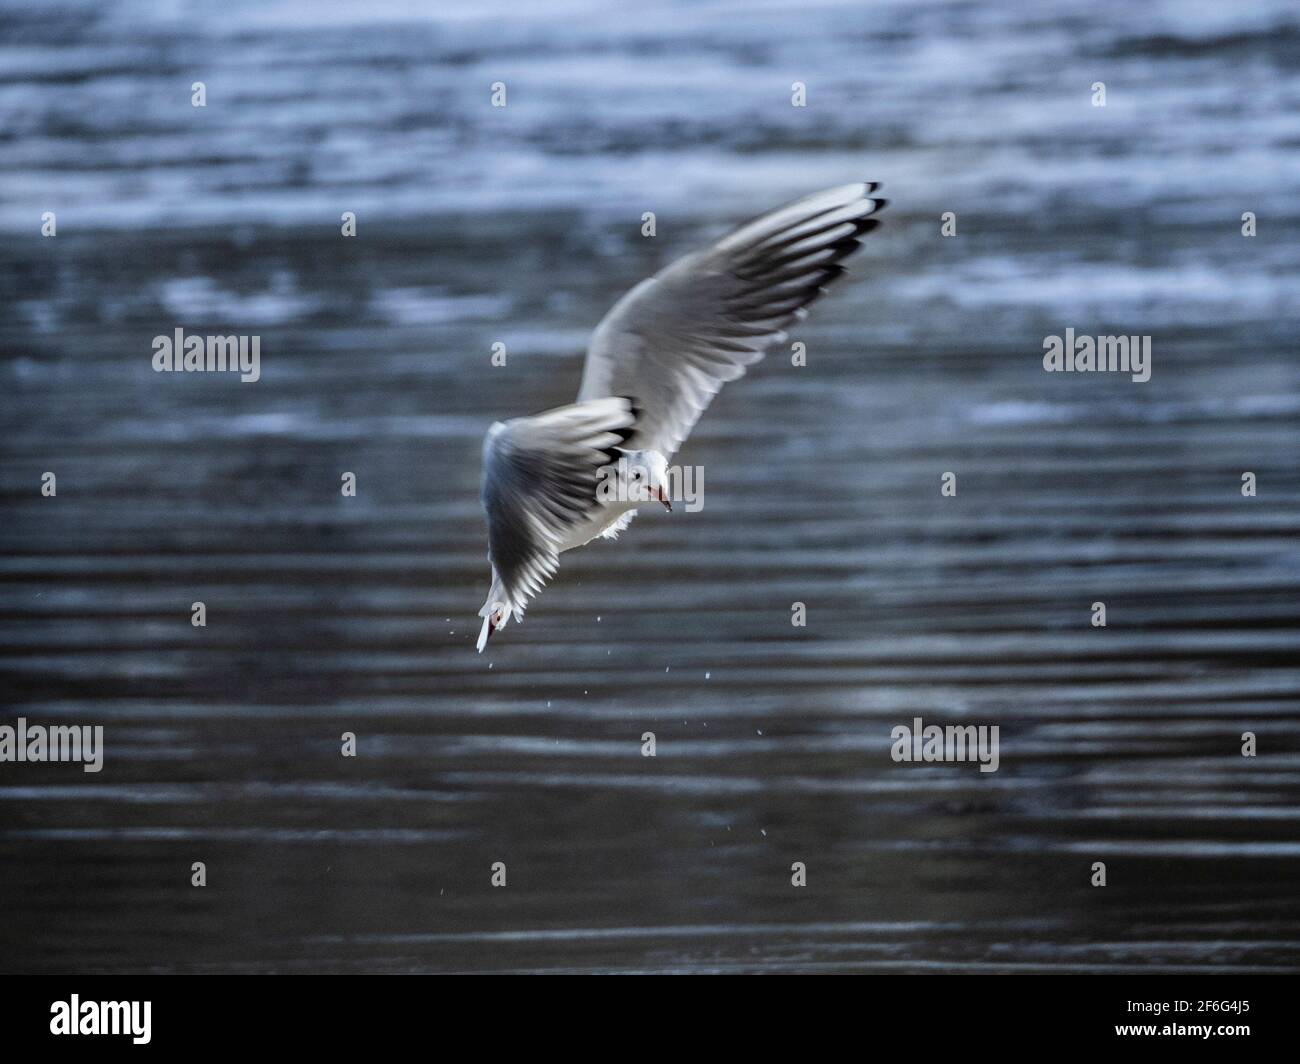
[477,597,511,652]
[616,449,672,511]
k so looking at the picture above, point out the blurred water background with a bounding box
[1,0,1298,972]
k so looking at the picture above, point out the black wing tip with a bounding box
[603,395,638,448]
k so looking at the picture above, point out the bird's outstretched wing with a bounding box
[480,396,635,611]
[576,182,886,458]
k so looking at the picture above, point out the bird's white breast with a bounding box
[557,502,638,553]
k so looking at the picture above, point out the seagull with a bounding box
[476,182,887,650]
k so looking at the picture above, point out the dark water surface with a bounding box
[1,0,1299,972]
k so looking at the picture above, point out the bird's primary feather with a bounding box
[576,182,886,459]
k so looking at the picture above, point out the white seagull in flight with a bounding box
[476,182,887,650]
